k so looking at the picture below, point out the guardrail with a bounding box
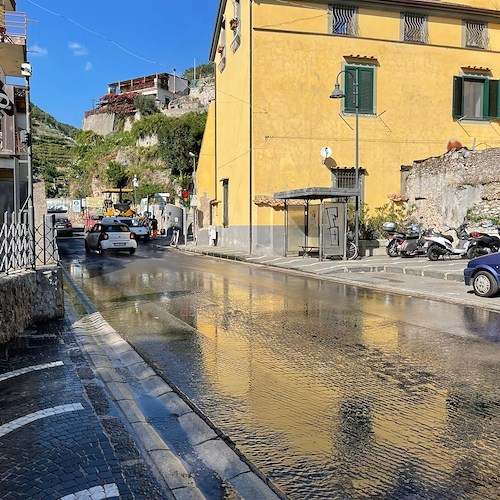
[0,211,59,274]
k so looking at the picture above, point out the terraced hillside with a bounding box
[31,105,78,197]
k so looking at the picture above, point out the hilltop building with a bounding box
[196,0,500,256]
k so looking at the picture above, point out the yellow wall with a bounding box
[197,100,216,224]
[202,0,500,252]
[212,0,252,227]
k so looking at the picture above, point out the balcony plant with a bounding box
[217,45,224,54]
[229,18,239,30]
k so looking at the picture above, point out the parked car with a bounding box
[113,216,150,242]
[54,216,73,237]
[464,253,500,297]
[85,219,137,255]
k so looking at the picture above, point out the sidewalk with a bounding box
[156,238,500,313]
[0,277,284,500]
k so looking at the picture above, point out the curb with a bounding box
[61,264,286,500]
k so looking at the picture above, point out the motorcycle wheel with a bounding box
[386,240,399,257]
[467,246,479,260]
[427,243,442,261]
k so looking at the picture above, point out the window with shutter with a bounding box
[344,66,374,114]
[452,75,500,120]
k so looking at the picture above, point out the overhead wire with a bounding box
[24,0,170,69]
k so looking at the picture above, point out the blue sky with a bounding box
[16,0,219,128]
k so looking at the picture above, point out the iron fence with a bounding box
[0,211,59,275]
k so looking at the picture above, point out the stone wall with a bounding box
[0,266,64,344]
[405,148,500,228]
[82,113,115,136]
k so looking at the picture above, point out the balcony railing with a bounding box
[0,11,27,45]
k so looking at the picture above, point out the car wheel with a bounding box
[85,241,90,254]
[472,270,499,297]
[427,244,441,261]
[129,248,136,255]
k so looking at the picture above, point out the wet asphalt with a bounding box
[1,234,500,499]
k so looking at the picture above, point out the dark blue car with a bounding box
[464,253,500,297]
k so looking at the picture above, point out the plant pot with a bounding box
[217,46,224,54]
[230,19,238,30]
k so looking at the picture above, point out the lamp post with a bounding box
[188,151,197,245]
[330,69,360,252]
[21,61,35,267]
[132,175,139,211]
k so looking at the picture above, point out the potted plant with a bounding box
[230,18,239,30]
[217,45,224,54]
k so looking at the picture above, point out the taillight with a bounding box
[130,233,135,239]
[470,232,481,238]
[102,233,109,240]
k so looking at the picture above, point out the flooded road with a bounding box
[62,239,500,498]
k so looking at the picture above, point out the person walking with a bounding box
[151,216,158,238]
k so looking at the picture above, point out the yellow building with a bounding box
[197,0,500,255]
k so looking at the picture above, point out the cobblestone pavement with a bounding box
[0,305,167,500]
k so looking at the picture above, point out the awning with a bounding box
[274,187,360,200]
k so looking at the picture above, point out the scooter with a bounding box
[466,222,500,259]
[382,221,405,257]
[399,224,432,258]
[425,222,471,261]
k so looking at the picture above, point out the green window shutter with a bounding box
[344,67,356,113]
[452,76,463,118]
[487,79,499,119]
[344,66,374,114]
[358,67,374,113]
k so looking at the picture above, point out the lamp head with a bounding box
[21,62,32,77]
[330,83,345,99]
[188,152,196,158]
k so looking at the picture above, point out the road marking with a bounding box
[60,483,120,500]
[0,403,84,438]
[0,361,64,382]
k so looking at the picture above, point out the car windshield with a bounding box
[103,224,129,232]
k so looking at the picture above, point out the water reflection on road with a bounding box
[65,245,500,498]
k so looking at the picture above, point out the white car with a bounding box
[85,219,137,255]
[114,216,150,242]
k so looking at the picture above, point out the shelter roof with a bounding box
[273,187,359,200]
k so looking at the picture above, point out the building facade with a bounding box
[196,0,500,255]
[0,0,28,215]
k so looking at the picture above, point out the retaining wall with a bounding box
[0,266,64,344]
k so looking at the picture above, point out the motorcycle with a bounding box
[425,222,471,261]
[399,224,433,258]
[382,221,405,257]
[466,222,500,259]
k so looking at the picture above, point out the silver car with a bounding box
[114,217,150,242]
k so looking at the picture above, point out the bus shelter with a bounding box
[274,187,360,261]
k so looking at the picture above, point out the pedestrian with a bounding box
[151,216,158,238]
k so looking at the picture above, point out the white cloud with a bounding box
[84,61,92,72]
[29,44,48,57]
[68,42,88,56]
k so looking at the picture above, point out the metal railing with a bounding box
[0,11,27,44]
[0,211,59,275]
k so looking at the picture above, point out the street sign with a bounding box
[72,199,81,213]
[320,146,332,158]
[190,195,198,207]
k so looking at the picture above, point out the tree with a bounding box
[183,63,215,82]
[107,161,129,201]
[134,95,160,116]
[157,111,207,177]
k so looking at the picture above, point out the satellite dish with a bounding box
[320,146,332,158]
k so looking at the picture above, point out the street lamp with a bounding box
[188,151,197,244]
[330,69,360,251]
[132,175,139,210]
[21,61,35,267]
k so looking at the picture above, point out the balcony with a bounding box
[0,11,27,76]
